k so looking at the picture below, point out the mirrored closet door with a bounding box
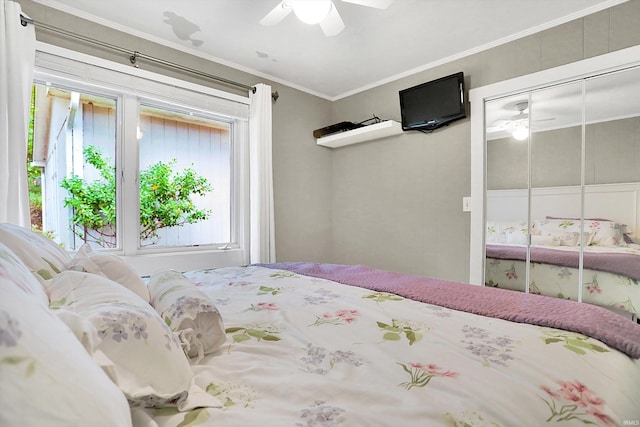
[482,64,640,316]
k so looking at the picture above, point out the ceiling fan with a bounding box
[487,101,555,140]
[260,0,393,37]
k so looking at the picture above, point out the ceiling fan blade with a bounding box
[319,5,345,36]
[489,119,511,127]
[260,1,292,26]
[486,126,505,133]
[509,112,529,121]
[340,0,393,9]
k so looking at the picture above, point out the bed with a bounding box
[1,222,640,427]
[485,183,640,318]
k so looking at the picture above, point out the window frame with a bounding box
[33,42,250,274]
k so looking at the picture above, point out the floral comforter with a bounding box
[486,244,640,316]
[135,265,640,427]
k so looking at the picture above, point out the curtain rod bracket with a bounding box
[129,52,139,68]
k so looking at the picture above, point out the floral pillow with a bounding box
[66,244,150,302]
[0,241,49,306]
[46,270,219,410]
[0,276,132,427]
[485,221,502,243]
[539,231,594,246]
[148,270,226,362]
[486,221,530,245]
[583,220,627,247]
[0,222,71,284]
[530,234,561,246]
[538,218,626,247]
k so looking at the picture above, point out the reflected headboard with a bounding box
[486,182,640,241]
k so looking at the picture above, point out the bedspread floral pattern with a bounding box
[309,309,360,326]
[0,309,36,377]
[460,325,517,367]
[397,362,459,389]
[134,266,640,427]
[486,257,640,315]
[540,328,610,356]
[540,380,616,426]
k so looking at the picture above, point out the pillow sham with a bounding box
[148,270,226,362]
[0,222,71,284]
[541,231,594,246]
[486,221,531,244]
[585,220,627,247]
[536,218,581,234]
[67,243,150,302]
[530,234,560,246]
[46,270,217,409]
[503,224,529,245]
[541,217,628,247]
[485,221,502,243]
[0,241,49,306]
[0,276,132,427]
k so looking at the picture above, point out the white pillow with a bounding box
[531,234,560,246]
[502,223,529,245]
[0,241,49,306]
[46,270,214,409]
[486,221,531,244]
[537,231,594,247]
[485,221,502,243]
[536,218,580,234]
[538,218,626,247]
[148,270,226,362]
[585,220,627,247]
[0,222,71,284]
[67,243,150,302]
[0,277,132,427]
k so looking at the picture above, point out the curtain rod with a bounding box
[20,14,281,101]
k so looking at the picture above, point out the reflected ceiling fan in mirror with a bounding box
[487,100,555,140]
[260,0,393,36]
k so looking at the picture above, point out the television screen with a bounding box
[399,72,466,131]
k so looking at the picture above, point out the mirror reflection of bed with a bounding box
[484,184,640,318]
[482,64,640,321]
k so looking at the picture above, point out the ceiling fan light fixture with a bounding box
[512,127,528,141]
[292,0,333,24]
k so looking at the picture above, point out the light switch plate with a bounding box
[462,197,471,212]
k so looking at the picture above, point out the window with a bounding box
[137,104,232,248]
[31,46,250,273]
[31,83,118,250]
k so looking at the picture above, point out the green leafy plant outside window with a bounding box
[61,145,212,247]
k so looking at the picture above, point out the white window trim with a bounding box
[34,42,251,274]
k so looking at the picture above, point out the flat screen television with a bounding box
[399,72,466,132]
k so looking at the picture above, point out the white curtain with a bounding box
[249,83,276,264]
[0,0,36,227]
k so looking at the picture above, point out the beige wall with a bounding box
[17,0,640,282]
[330,0,640,282]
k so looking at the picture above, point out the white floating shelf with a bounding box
[316,120,403,148]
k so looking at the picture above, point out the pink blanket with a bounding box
[257,262,640,359]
